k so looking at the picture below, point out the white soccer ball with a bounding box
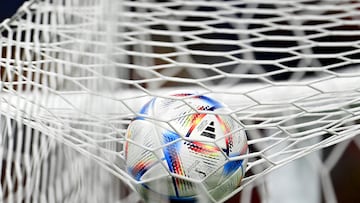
[124,92,248,201]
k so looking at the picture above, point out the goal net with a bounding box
[1,0,360,202]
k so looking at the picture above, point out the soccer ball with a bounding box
[124,92,248,201]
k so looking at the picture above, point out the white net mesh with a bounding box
[1,0,360,202]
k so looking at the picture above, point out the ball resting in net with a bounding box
[1,0,360,202]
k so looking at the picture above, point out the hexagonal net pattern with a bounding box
[1,0,360,202]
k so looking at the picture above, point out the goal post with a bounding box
[1,0,360,202]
